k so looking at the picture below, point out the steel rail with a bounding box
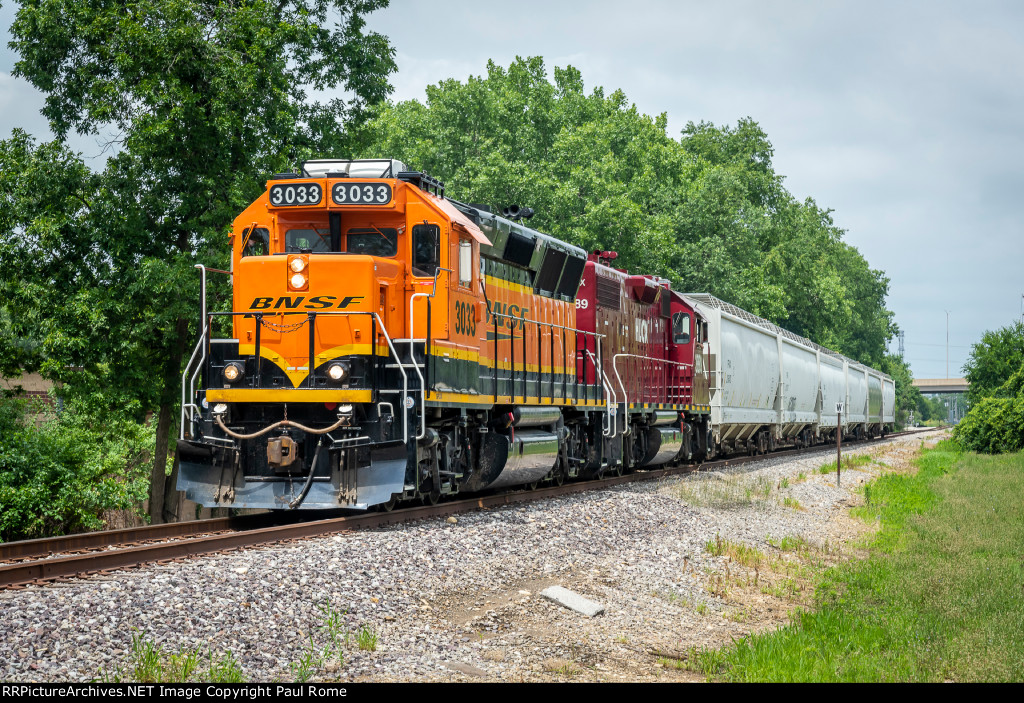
[0,428,935,589]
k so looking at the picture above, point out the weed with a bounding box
[704,534,766,568]
[818,453,873,474]
[695,602,709,615]
[96,631,245,683]
[674,473,774,509]
[783,497,802,510]
[779,477,790,489]
[723,608,750,623]
[289,636,323,683]
[356,625,378,652]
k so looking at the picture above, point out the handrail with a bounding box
[181,309,411,445]
[407,268,450,440]
[585,348,618,437]
[611,353,693,407]
[180,264,231,441]
[488,309,605,403]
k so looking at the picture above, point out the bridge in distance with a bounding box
[912,378,969,394]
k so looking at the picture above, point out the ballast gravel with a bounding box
[0,430,944,682]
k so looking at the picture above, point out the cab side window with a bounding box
[672,312,691,345]
[412,224,440,276]
[241,227,270,257]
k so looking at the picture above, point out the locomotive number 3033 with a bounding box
[269,183,322,207]
[332,182,392,205]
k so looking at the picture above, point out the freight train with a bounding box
[178,158,894,511]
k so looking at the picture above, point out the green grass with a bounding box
[817,453,873,474]
[698,440,1024,682]
[96,631,244,683]
[356,624,378,652]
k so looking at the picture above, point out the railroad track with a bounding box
[0,428,936,590]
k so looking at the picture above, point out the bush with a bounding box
[953,364,1024,454]
[0,394,153,540]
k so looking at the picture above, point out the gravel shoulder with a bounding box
[0,430,945,682]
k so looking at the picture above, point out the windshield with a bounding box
[285,228,331,253]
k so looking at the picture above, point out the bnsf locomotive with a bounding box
[178,158,893,511]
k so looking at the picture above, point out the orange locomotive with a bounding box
[179,159,711,510]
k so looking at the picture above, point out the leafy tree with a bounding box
[363,57,897,366]
[3,0,396,522]
[962,321,1024,405]
[953,362,1024,453]
[0,394,153,540]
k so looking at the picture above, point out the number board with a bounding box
[332,182,393,206]
[268,182,323,207]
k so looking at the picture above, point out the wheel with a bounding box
[421,489,441,506]
[379,494,398,512]
[551,469,565,487]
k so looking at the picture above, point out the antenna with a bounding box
[898,331,905,359]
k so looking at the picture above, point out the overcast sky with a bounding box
[3,0,1022,380]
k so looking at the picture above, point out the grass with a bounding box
[675,473,774,509]
[704,533,766,568]
[356,624,378,652]
[96,631,244,683]
[817,453,873,474]
[695,440,1024,681]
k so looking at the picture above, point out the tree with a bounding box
[3,0,396,522]
[963,321,1024,406]
[362,57,897,365]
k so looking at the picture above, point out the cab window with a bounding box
[458,239,473,287]
[672,312,691,345]
[285,228,331,253]
[242,227,270,257]
[347,227,397,257]
[412,224,440,276]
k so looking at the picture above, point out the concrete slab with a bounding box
[539,585,605,617]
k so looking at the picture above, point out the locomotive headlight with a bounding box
[290,272,307,289]
[289,257,307,273]
[327,362,350,381]
[223,362,244,383]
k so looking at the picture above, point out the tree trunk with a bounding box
[162,447,182,523]
[149,316,190,524]
[149,401,173,524]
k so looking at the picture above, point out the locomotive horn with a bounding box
[503,205,521,219]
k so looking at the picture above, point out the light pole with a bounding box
[945,310,950,379]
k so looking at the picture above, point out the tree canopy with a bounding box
[1,0,396,522]
[361,57,897,368]
[962,321,1024,406]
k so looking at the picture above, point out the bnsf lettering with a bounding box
[248,296,364,311]
[486,302,530,330]
[454,300,477,337]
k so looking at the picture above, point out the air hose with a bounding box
[288,439,325,509]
